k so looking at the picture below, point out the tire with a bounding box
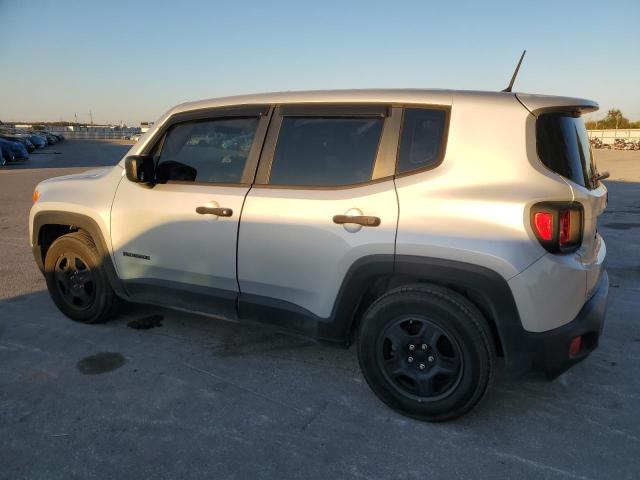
[44,231,120,323]
[357,284,495,422]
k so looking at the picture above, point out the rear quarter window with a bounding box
[536,113,595,189]
[396,108,447,175]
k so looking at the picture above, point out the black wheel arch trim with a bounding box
[389,255,526,371]
[329,254,532,372]
[32,210,128,297]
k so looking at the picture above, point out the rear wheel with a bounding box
[44,231,120,323]
[357,284,494,422]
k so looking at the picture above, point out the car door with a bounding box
[237,105,401,333]
[110,106,271,317]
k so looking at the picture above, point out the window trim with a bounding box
[279,104,389,117]
[393,105,451,179]
[143,105,273,187]
[254,104,397,190]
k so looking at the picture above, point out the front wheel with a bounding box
[357,284,495,422]
[44,231,120,323]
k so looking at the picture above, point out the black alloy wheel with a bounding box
[378,316,463,401]
[53,252,96,310]
[44,231,121,323]
[357,284,494,422]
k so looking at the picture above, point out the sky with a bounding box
[1,0,638,126]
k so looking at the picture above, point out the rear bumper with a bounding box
[524,270,608,378]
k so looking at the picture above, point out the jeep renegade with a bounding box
[30,90,608,421]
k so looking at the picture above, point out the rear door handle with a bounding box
[196,206,233,217]
[332,215,381,227]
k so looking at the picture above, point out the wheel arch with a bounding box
[32,210,127,297]
[333,255,529,372]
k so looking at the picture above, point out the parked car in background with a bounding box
[0,145,4,166]
[45,130,64,142]
[34,132,58,145]
[130,133,142,142]
[27,134,47,148]
[40,131,65,142]
[0,134,35,153]
[1,143,16,163]
[22,137,36,152]
[0,137,29,161]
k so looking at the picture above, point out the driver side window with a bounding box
[156,117,260,184]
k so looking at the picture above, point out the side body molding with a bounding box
[241,254,528,373]
[238,255,395,343]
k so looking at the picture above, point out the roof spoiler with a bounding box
[516,93,599,116]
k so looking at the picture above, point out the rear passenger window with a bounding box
[269,117,384,187]
[156,117,259,184]
[397,109,447,175]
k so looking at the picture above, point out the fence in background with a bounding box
[588,129,640,144]
[45,127,140,140]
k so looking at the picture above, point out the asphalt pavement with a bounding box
[1,141,639,479]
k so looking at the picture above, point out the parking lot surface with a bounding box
[1,141,639,479]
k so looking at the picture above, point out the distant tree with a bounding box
[602,109,630,129]
[585,108,635,129]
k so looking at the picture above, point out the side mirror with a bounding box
[125,155,155,183]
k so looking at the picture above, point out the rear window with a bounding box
[536,113,595,189]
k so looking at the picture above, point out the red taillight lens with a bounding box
[533,212,553,241]
[559,210,571,245]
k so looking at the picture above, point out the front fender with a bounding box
[31,210,127,298]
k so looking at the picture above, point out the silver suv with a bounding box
[29,90,608,421]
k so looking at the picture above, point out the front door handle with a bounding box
[332,215,381,227]
[196,206,233,217]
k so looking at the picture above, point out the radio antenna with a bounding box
[502,50,526,93]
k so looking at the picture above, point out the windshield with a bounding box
[536,113,595,189]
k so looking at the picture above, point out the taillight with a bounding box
[530,202,583,253]
[559,210,571,245]
[533,212,553,241]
